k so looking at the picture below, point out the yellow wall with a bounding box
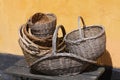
[0,0,120,68]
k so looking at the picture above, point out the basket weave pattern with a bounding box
[30,25,93,76]
[27,13,56,38]
[64,17,106,60]
[18,15,105,76]
[18,25,65,66]
[18,13,65,66]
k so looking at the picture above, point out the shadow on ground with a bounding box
[0,52,120,80]
[0,53,23,80]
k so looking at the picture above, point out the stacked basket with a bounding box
[18,13,65,66]
[18,13,106,76]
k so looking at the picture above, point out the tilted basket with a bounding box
[64,16,106,60]
[18,25,65,66]
[23,24,61,47]
[30,25,96,76]
[27,13,57,38]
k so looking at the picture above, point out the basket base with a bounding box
[30,64,90,76]
[5,59,105,80]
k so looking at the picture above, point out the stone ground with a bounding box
[0,53,23,80]
[0,53,120,80]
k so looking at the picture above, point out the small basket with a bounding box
[30,25,96,76]
[27,13,57,38]
[64,16,106,60]
[18,25,65,66]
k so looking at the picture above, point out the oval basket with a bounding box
[64,16,106,60]
[18,25,65,66]
[30,25,96,76]
[27,13,57,38]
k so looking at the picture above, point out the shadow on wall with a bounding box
[97,50,113,80]
[97,50,112,67]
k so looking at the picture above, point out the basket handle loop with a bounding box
[52,25,66,55]
[78,16,86,39]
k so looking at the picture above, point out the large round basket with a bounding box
[27,13,56,38]
[64,16,106,60]
[30,25,96,76]
[18,25,65,66]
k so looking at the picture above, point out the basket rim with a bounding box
[28,13,57,27]
[19,39,66,57]
[30,53,96,67]
[24,24,52,41]
[18,25,65,50]
[64,25,105,44]
[18,25,52,50]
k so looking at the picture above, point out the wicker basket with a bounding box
[30,25,96,76]
[64,16,106,60]
[23,24,53,47]
[27,13,56,38]
[18,25,65,66]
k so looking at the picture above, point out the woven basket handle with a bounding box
[78,16,86,39]
[52,25,66,55]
